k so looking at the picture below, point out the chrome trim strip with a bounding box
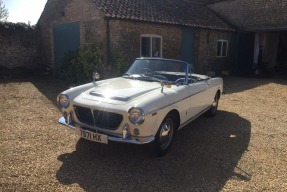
[58,117,154,144]
[145,88,207,115]
[178,106,211,130]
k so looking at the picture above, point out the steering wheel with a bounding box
[154,75,168,81]
[141,68,154,76]
[141,68,168,81]
[174,78,186,84]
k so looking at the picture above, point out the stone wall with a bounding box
[196,29,235,74]
[208,0,287,31]
[38,0,235,76]
[38,0,107,70]
[108,20,235,74]
[0,23,40,69]
[108,20,182,64]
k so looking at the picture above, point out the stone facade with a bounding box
[108,20,182,64]
[195,29,235,74]
[38,0,235,76]
[38,0,107,69]
[208,0,287,31]
[0,23,40,69]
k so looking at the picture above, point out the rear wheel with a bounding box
[206,92,220,117]
[154,114,177,157]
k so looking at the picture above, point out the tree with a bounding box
[0,0,9,22]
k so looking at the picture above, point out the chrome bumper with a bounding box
[58,117,155,144]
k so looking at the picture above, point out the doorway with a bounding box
[53,22,80,78]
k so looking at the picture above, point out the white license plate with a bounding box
[76,128,108,144]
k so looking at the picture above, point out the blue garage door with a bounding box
[181,29,195,65]
[53,22,80,78]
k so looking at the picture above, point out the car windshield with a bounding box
[123,58,189,83]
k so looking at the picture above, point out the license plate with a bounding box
[76,128,108,144]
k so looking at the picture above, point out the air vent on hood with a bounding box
[89,91,130,102]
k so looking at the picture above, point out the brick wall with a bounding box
[108,20,182,64]
[108,20,235,74]
[39,0,235,76]
[0,23,40,69]
[196,29,235,74]
[38,0,107,70]
[208,0,287,31]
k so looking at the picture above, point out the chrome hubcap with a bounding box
[159,118,173,150]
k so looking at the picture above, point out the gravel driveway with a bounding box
[1,76,286,191]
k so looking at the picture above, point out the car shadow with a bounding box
[56,110,251,191]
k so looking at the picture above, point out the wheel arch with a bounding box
[216,89,221,99]
[166,109,180,130]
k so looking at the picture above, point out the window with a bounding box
[216,40,228,57]
[141,35,162,57]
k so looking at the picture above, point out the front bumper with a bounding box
[58,117,155,144]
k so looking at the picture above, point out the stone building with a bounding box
[38,0,235,77]
[207,0,287,75]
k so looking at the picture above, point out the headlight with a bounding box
[128,107,145,125]
[57,94,70,109]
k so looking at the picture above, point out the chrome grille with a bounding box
[74,106,123,130]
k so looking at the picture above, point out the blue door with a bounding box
[181,29,194,65]
[53,22,80,78]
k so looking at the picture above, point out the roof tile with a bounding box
[90,0,234,31]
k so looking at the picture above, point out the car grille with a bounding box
[74,106,123,130]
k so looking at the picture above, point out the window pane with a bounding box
[141,37,151,57]
[217,41,222,56]
[222,41,228,57]
[152,37,161,57]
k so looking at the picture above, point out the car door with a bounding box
[187,80,209,118]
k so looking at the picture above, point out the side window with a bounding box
[216,40,228,57]
[141,35,162,57]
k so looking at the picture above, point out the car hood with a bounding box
[79,77,161,105]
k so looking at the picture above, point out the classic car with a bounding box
[57,58,223,156]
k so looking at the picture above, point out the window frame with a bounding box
[140,34,163,57]
[216,40,228,57]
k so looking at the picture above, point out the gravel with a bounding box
[1,75,286,191]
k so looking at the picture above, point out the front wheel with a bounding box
[154,115,177,157]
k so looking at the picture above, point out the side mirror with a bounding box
[93,71,101,81]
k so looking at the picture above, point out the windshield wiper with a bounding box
[122,74,162,82]
[137,76,162,82]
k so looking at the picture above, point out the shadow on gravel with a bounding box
[0,75,70,107]
[56,110,251,191]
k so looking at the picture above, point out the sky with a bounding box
[2,0,47,24]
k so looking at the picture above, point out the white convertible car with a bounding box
[57,58,223,156]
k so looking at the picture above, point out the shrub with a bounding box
[60,42,104,84]
[111,51,129,76]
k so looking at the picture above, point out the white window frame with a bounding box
[216,40,228,57]
[140,34,162,57]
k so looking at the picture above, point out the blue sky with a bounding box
[2,0,47,24]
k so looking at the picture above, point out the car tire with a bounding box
[154,114,177,157]
[206,92,220,117]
